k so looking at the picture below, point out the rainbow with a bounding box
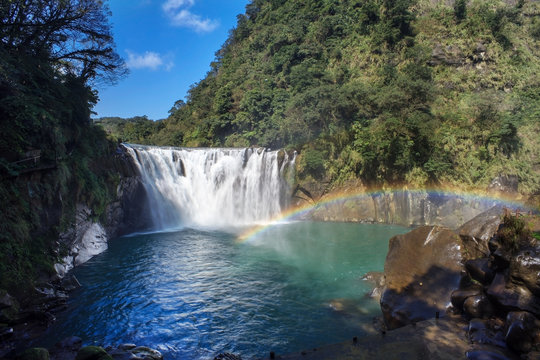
[236,188,529,243]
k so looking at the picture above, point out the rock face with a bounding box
[380,226,464,329]
[105,176,152,239]
[302,189,503,228]
[449,213,540,357]
[55,148,152,278]
[458,206,504,260]
[55,205,109,277]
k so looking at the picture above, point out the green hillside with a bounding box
[134,0,539,194]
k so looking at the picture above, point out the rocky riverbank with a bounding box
[267,207,540,360]
[0,146,152,358]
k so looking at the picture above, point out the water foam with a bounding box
[125,144,295,230]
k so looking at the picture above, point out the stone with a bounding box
[509,245,540,296]
[362,272,385,301]
[17,348,50,360]
[466,319,505,347]
[130,346,162,360]
[458,207,504,260]
[451,285,483,310]
[61,274,81,292]
[463,294,494,319]
[73,223,108,266]
[465,258,495,285]
[75,346,113,360]
[487,272,540,316]
[380,226,464,329]
[505,311,538,353]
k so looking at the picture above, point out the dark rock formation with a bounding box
[487,272,540,315]
[75,346,112,360]
[303,189,505,228]
[458,206,504,260]
[448,212,540,357]
[504,311,539,353]
[465,258,495,285]
[380,226,464,329]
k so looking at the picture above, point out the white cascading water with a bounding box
[125,144,296,230]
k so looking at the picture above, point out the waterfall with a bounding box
[124,144,296,230]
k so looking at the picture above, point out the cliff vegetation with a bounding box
[107,0,539,197]
[0,0,125,296]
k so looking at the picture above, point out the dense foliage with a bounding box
[0,0,124,294]
[130,0,538,193]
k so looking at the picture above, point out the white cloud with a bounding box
[162,0,219,33]
[162,0,194,13]
[126,51,171,71]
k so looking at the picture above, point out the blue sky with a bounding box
[93,0,249,120]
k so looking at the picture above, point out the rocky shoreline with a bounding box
[263,207,540,360]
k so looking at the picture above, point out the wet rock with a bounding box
[463,294,494,319]
[487,272,540,316]
[505,311,538,353]
[130,346,162,360]
[465,258,495,285]
[380,226,464,329]
[75,346,113,360]
[509,245,540,296]
[451,284,483,310]
[118,344,136,351]
[362,272,385,300]
[106,345,162,360]
[467,318,505,347]
[17,348,50,360]
[458,206,504,260]
[60,275,81,292]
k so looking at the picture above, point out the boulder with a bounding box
[75,346,113,360]
[465,258,495,285]
[467,318,506,347]
[451,285,483,310]
[106,345,162,360]
[458,206,504,260]
[487,272,540,316]
[463,294,494,319]
[509,245,540,297]
[380,226,464,329]
[362,271,386,301]
[505,311,539,353]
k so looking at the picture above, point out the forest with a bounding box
[0,0,125,293]
[103,0,540,194]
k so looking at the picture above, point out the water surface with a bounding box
[39,222,408,359]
